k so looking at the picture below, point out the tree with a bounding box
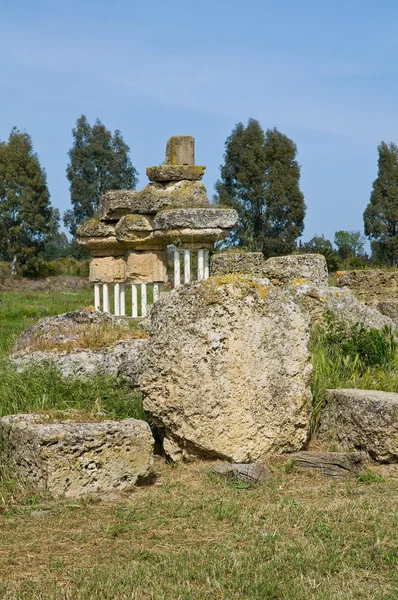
[215,119,305,257]
[0,128,54,274]
[364,141,398,265]
[64,115,138,235]
[334,230,366,259]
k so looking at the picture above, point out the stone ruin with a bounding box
[76,136,238,317]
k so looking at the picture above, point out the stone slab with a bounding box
[264,254,329,287]
[152,208,238,230]
[317,388,398,463]
[0,413,154,497]
[165,136,194,166]
[146,165,205,182]
[211,463,271,483]
[211,252,265,277]
[89,256,126,283]
[153,228,230,245]
[126,250,167,283]
[98,190,138,221]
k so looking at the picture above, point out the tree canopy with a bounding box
[214,119,305,257]
[0,128,54,274]
[334,230,366,259]
[64,115,138,235]
[364,141,398,265]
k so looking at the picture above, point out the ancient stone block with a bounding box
[153,228,230,245]
[291,451,367,479]
[99,190,138,221]
[146,165,205,182]
[264,254,329,287]
[0,413,154,498]
[335,269,398,304]
[140,276,313,462]
[317,389,398,463]
[76,219,121,255]
[89,256,126,283]
[165,135,195,166]
[115,215,155,245]
[152,208,238,230]
[211,252,265,277]
[126,250,167,283]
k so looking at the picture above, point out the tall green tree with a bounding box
[215,119,305,256]
[0,128,54,274]
[364,141,398,265]
[334,230,366,259]
[64,115,138,235]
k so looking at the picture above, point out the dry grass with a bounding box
[0,460,397,599]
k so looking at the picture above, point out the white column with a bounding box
[141,283,147,317]
[94,284,101,311]
[204,250,210,279]
[174,248,181,288]
[153,283,160,303]
[184,249,191,283]
[120,283,126,316]
[103,283,109,313]
[198,249,205,281]
[132,284,138,318]
[114,283,120,316]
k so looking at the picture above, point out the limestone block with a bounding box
[115,215,155,245]
[99,190,138,221]
[140,276,313,462]
[165,136,195,165]
[76,219,121,254]
[211,252,265,277]
[153,228,230,245]
[153,208,238,230]
[126,250,167,283]
[89,256,126,283]
[264,254,329,287]
[146,165,205,182]
[317,389,398,463]
[335,269,398,304]
[0,413,154,497]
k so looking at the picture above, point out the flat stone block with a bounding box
[115,215,155,245]
[89,256,126,283]
[317,389,398,463]
[126,250,167,283]
[165,136,194,166]
[153,208,238,230]
[0,413,154,498]
[99,190,138,221]
[146,165,205,182]
[153,227,230,245]
[211,252,265,277]
[264,254,328,287]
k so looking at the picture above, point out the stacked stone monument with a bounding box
[77,136,237,317]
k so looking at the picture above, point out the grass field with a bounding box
[0,287,397,599]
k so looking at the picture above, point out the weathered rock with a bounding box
[211,252,265,277]
[264,254,329,287]
[153,228,230,245]
[153,208,238,230]
[211,463,271,483]
[98,190,139,221]
[126,250,167,283]
[290,451,367,479]
[317,389,398,463]
[140,276,313,462]
[146,165,205,182]
[89,256,126,283]
[12,339,147,387]
[165,135,195,165]
[335,269,398,304]
[291,284,395,331]
[115,214,155,245]
[376,301,398,325]
[0,413,154,497]
[76,219,120,253]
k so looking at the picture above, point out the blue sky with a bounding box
[1,0,397,244]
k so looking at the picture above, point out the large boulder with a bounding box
[290,284,395,331]
[0,412,154,497]
[140,275,313,462]
[264,254,328,287]
[317,389,398,463]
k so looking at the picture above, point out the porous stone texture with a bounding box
[140,275,313,462]
[153,228,229,245]
[99,190,138,221]
[317,389,398,463]
[376,301,398,323]
[146,165,206,182]
[211,252,265,277]
[165,135,195,165]
[89,256,126,283]
[335,269,398,304]
[115,214,154,245]
[211,463,271,483]
[152,208,238,230]
[290,284,395,331]
[12,339,147,387]
[264,254,329,287]
[126,250,167,283]
[76,219,119,254]
[0,413,154,497]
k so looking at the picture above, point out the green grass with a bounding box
[0,287,145,422]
